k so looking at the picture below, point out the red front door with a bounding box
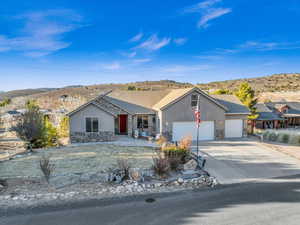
[119,115,128,134]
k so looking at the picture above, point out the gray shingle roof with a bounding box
[103,96,156,114]
[211,95,250,114]
[255,103,285,120]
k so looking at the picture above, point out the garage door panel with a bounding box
[225,119,243,138]
[172,121,214,141]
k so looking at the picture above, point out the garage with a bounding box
[225,119,243,138]
[172,121,215,141]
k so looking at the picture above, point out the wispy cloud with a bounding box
[183,0,231,28]
[217,41,300,53]
[163,64,211,73]
[173,38,188,45]
[132,58,152,64]
[134,34,171,51]
[0,9,83,57]
[102,62,121,70]
[129,32,143,42]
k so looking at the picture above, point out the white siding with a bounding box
[225,119,243,138]
[172,121,214,141]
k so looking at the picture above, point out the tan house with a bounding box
[67,87,249,143]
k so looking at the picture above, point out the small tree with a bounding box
[43,117,59,147]
[11,102,45,152]
[235,82,258,118]
[235,82,258,133]
[58,116,69,138]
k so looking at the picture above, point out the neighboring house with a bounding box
[67,87,250,143]
[254,102,300,129]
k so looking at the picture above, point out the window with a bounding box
[191,94,198,107]
[86,117,99,132]
[137,115,149,129]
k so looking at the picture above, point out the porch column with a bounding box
[127,115,133,137]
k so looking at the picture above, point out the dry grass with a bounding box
[0,144,155,179]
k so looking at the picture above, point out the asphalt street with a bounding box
[1,174,300,225]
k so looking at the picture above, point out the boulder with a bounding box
[183,159,198,171]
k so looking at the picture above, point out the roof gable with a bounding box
[153,87,228,111]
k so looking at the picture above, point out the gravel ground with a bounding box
[0,144,156,179]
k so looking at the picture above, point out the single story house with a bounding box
[254,102,300,129]
[67,87,250,143]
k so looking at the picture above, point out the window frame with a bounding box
[191,94,198,107]
[137,115,149,129]
[85,117,99,133]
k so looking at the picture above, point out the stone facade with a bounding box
[215,120,225,139]
[70,132,116,143]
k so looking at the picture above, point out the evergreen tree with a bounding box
[235,82,258,119]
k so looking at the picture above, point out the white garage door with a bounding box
[225,119,243,138]
[172,121,215,141]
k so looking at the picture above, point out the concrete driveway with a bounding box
[193,138,300,184]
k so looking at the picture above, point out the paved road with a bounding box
[1,175,300,225]
[193,138,300,184]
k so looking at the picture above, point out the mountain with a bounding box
[0,88,57,100]
[2,74,300,111]
[197,73,300,93]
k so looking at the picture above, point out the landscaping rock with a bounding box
[183,159,198,171]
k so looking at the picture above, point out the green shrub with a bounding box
[42,117,59,147]
[278,133,289,143]
[262,131,270,140]
[289,135,300,146]
[268,132,278,142]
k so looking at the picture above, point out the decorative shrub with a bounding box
[42,117,59,147]
[156,135,167,146]
[262,131,270,140]
[39,155,55,184]
[152,151,170,178]
[117,158,132,181]
[281,133,290,143]
[268,132,278,142]
[178,135,192,151]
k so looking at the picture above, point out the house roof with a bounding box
[210,95,250,114]
[68,88,250,116]
[108,90,171,109]
[103,96,156,114]
[265,102,300,117]
[152,87,228,111]
[255,103,285,121]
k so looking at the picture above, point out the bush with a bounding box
[152,151,170,178]
[262,131,270,140]
[287,134,300,146]
[178,135,192,151]
[117,158,131,181]
[42,117,59,147]
[11,102,59,150]
[156,135,167,146]
[58,116,69,138]
[11,102,45,151]
[268,132,278,142]
[278,133,290,143]
[39,155,55,184]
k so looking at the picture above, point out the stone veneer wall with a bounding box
[215,120,225,139]
[243,119,248,137]
[70,132,116,143]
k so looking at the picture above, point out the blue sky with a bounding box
[1,0,300,91]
